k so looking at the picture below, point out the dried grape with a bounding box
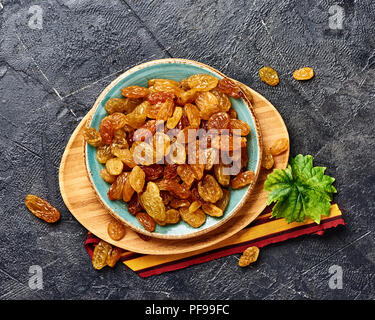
[106,246,123,267]
[83,127,102,147]
[108,172,128,200]
[269,138,289,156]
[156,99,174,121]
[169,198,190,209]
[107,112,127,130]
[107,220,126,241]
[128,166,146,193]
[215,189,230,212]
[165,209,180,224]
[177,164,195,186]
[113,148,137,168]
[125,101,149,129]
[189,201,202,213]
[122,177,135,202]
[179,207,206,228]
[97,145,113,164]
[146,102,162,119]
[121,86,149,99]
[163,163,178,180]
[238,246,260,267]
[139,182,166,222]
[150,79,183,96]
[147,91,175,104]
[92,240,112,270]
[105,97,140,114]
[229,119,250,136]
[293,67,314,80]
[180,78,190,90]
[262,149,274,169]
[160,190,173,205]
[214,164,230,187]
[197,174,223,203]
[106,157,124,176]
[187,74,219,91]
[217,78,243,98]
[211,134,246,151]
[190,164,205,180]
[231,170,255,189]
[259,66,279,86]
[156,179,191,199]
[128,193,143,215]
[210,88,231,112]
[202,148,218,171]
[141,164,164,181]
[195,91,220,120]
[25,195,60,223]
[177,89,198,105]
[228,108,237,119]
[207,112,230,130]
[168,142,186,164]
[167,106,183,129]
[100,168,116,184]
[136,212,156,232]
[99,118,114,145]
[201,203,223,217]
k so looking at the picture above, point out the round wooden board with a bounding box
[59,84,289,255]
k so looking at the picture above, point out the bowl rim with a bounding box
[84,58,263,240]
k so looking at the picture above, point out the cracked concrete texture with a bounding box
[0,0,374,300]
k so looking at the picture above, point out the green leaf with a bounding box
[264,154,337,224]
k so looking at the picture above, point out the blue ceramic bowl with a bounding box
[85,59,261,239]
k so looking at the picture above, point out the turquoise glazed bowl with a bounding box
[85,59,262,239]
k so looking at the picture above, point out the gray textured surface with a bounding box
[0,0,374,300]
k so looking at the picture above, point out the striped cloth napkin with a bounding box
[85,204,344,278]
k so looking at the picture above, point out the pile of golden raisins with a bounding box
[84,74,257,232]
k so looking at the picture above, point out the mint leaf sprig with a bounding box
[264,154,337,224]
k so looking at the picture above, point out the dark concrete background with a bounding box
[0,0,374,300]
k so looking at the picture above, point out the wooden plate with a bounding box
[59,83,289,255]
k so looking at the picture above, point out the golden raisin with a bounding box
[262,149,274,169]
[259,66,279,86]
[92,240,112,270]
[107,220,126,241]
[25,195,60,223]
[106,246,123,267]
[139,182,166,222]
[231,170,255,189]
[187,74,219,91]
[189,201,202,213]
[197,174,223,203]
[100,168,116,184]
[238,246,260,267]
[201,203,223,217]
[166,106,183,129]
[184,103,201,128]
[136,212,156,232]
[165,209,180,224]
[83,127,102,147]
[179,207,206,228]
[121,86,149,99]
[217,78,243,98]
[269,138,289,156]
[293,67,314,80]
[106,157,124,176]
[215,189,230,212]
[195,92,220,120]
[128,166,146,193]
